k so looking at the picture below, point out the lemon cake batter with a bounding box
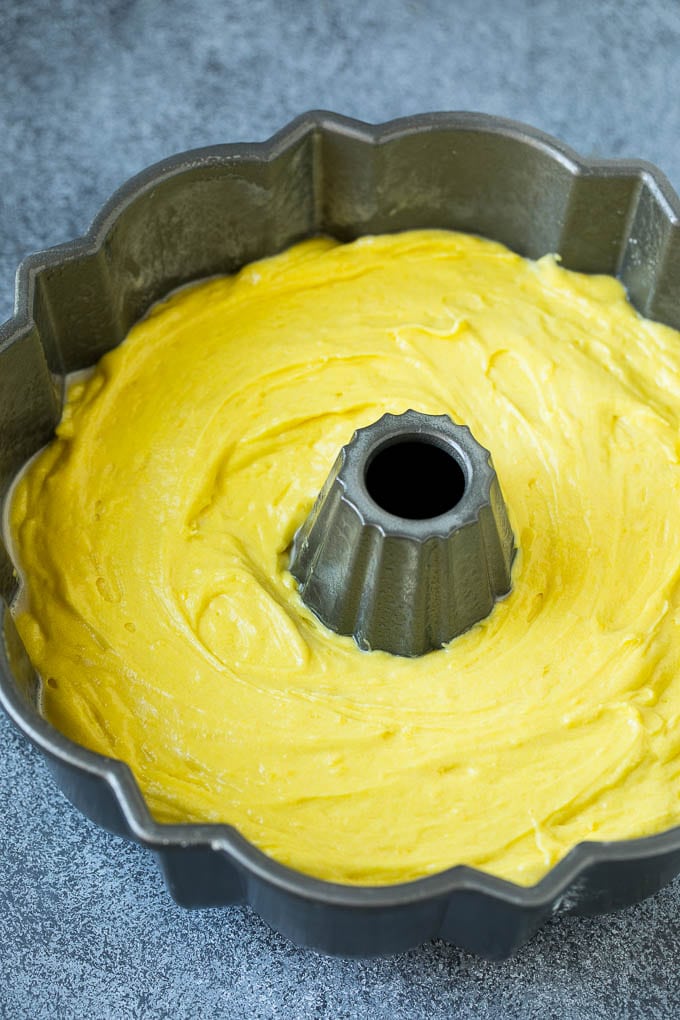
[8,230,680,885]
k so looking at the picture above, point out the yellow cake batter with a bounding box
[8,230,680,886]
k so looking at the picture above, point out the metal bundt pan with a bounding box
[2,112,680,960]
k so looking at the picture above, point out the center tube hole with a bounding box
[364,437,466,520]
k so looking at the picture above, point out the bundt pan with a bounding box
[2,112,680,960]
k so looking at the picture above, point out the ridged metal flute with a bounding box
[290,409,516,656]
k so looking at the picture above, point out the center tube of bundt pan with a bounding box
[289,410,516,657]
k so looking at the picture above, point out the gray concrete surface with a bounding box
[2,1,680,1017]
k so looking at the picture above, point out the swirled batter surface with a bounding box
[9,231,680,885]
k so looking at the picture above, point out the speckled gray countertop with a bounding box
[2,1,680,1017]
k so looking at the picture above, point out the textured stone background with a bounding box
[2,1,680,1017]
